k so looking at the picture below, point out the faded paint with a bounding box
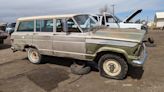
[11,14,147,67]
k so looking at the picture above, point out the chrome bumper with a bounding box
[132,44,148,67]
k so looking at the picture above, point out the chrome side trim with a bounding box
[52,50,94,56]
[86,39,137,47]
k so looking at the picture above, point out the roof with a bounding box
[17,14,80,21]
[156,12,164,19]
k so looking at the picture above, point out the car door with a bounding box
[104,15,119,28]
[53,18,86,60]
[13,20,34,46]
[32,19,54,55]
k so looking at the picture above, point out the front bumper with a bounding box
[131,44,148,67]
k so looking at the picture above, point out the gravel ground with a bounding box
[0,30,164,92]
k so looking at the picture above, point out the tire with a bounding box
[98,54,128,80]
[27,48,42,64]
[70,62,91,75]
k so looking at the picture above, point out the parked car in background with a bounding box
[5,23,16,35]
[11,14,147,79]
[0,30,8,44]
[0,23,8,44]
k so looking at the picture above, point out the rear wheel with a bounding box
[98,54,128,80]
[27,48,42,64]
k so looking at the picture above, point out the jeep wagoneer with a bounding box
[11,14,147,79]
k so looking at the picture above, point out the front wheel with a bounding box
[98,54,128,80]
[27,48,42,64]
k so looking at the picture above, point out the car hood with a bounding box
[123,9,142,23]
[90,28,145,43]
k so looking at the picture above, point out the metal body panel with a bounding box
[85,41,137,61]
[11,32,33,49]
[32,32,54,55]
[53,32,86,60]
[90,29,145,43]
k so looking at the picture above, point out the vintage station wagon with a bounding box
[11,14,147,79]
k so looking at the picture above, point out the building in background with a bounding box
[154,12,164,30]
[147,21,156,30]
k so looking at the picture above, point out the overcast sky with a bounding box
[0,0,163,22]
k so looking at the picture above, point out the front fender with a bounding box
[96,46,129,60]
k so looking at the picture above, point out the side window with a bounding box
[66,18,81,33]
[36,19,53,32]
[106,16,116,23]
[56,19,63,32]
[93,16,98,21]
[17,21,34,32]
[56,19,81,33]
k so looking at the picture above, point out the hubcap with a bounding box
[103,60,121,77]
[29,50,39,63]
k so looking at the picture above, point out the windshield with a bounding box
[114,16,122,22]
[7,23,16,28]
[105,15,122,23]
[74,15,97,32]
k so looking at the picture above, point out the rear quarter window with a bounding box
[17,21,34,32]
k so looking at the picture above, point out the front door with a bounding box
[53,18,86,60]
[104,16,119,28]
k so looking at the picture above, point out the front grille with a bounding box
[135,43,144,56]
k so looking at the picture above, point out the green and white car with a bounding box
[11,14,147,79]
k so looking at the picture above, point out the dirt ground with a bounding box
[0,30,164,92]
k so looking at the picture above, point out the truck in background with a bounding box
[92,9,154,44]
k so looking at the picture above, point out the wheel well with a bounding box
[24,45,37,51]
[94,51,127,64]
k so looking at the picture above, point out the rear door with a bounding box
[32,19,54,55]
